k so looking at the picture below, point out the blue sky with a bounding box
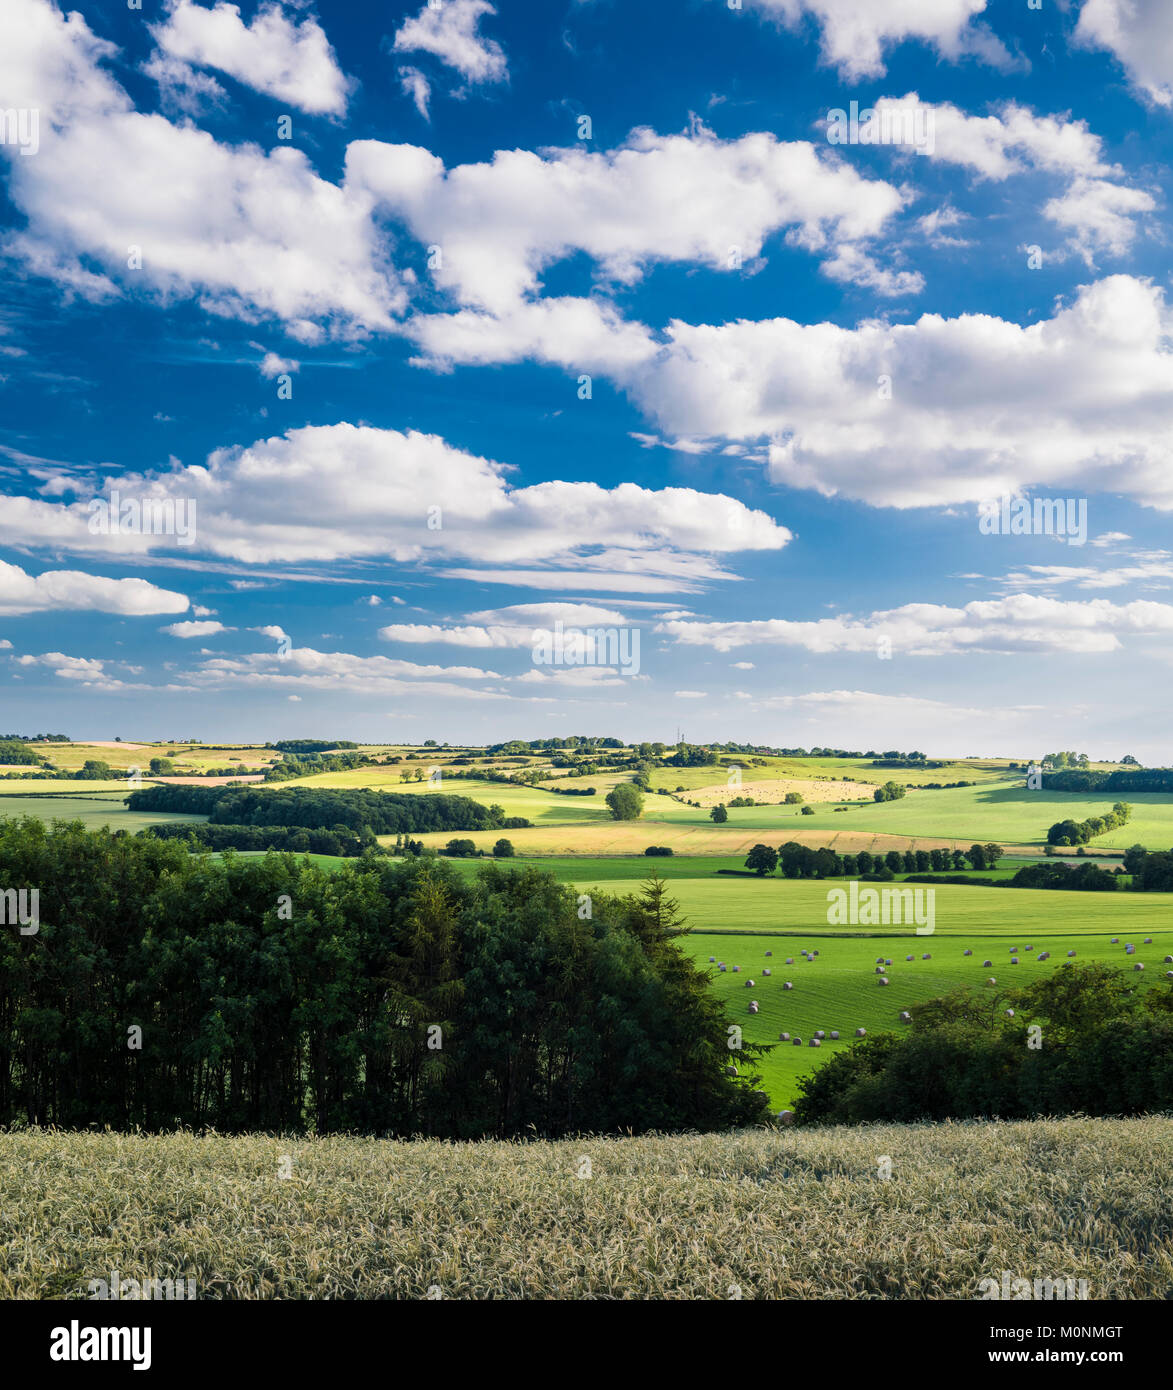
[1,0,1172,756]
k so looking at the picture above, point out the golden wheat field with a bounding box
[2,1118,1170,1299]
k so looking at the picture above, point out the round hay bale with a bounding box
[746,979,754,987]
[1011,958,1019,965]
[812,950,820,957]
[708,956,716,963]
[1025,945,1033,951]
[1135,962,1145,971]
[1067,950,1076,957]
[964,949,972,956]
[875,966,885,974]
[763,967,772,976]
[982,960,992,967]
[1111,937,1119,944]
[1144,938,1153,945]
[876,956,884,964]
[899,1010,911,1022]
[885,958,892,966]
[814,1029,825,1039]
[753,1090,768,1103]
[878,976,890,986]
[785,957,794,965]
[905,954,914,961]
[784,981,793,990]
[830,1030,839,1039]
[732,965,740,972]
[1164,956,1173,964]
[987,977,997,985]
[779,1032,790,1041]
[809,1038,821,1047]
[792,1036,803,1046]
[719,964,726,972]
[922,952,931,960]
[1005,1008,1015,1017]
[1125,944,1135,954]
[1010,947,1018,954]
[726,1065,739,1077]
[1167,972,1173,980]
[855,1027,866,1037]
[776,1109,794,1125]
[765,950,773,957]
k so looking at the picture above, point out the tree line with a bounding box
[1047,801,1131,846]
[1044,768,1173,793]
[794,963,1173,1124]
[742,842,1004,877]
[0,818,767,1136]
[130,784,530,835]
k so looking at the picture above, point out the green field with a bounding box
[676,924,1173,1107]
[3,1119,1168,1299]
[0,793,205,834]
[760,779,1173,848]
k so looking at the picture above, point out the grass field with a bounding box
[675,924,1173,1106]
[0,793,205,834]
[2,1118,1168,1298]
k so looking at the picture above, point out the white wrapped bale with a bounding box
[809,1038,821,1047]
[776,1109,794,1125]
[830,1030,840,1039]
[784,981,794,990]
[763,967,772,976]
[899,1010,911,1022]
[878,977,890,986]
[855,1027,866,1036]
